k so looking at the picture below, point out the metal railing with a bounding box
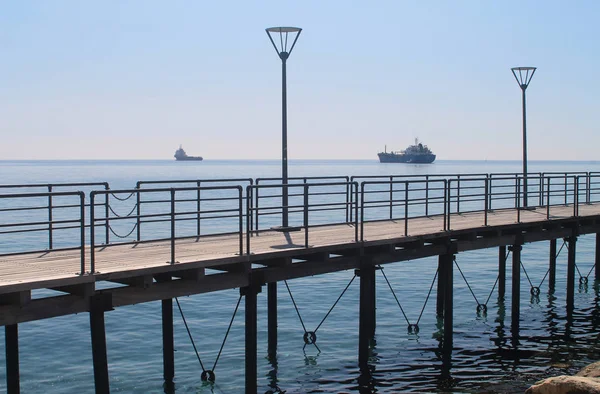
[0,190,86,274]
[2,172,600,269]
[89,186,244,274]
[135,178,253,241]
[246,181,359,253]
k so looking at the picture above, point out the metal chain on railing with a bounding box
[379,266,437,333]
[107,202,138,218]
[284,275,356,349]
[453,255,499,315]
[175,295,242,382]
[107,223,138,239]
[109,191,136,201]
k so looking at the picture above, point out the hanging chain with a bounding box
[175,295,242,382]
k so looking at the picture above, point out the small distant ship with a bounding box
[174,145,203,161]
[378,139,436,164]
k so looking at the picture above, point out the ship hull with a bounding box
[175,156,203,161]
[378,153,435,164]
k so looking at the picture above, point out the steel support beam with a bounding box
[436,254,446,317]
[268,282,277,358]
[549,239,557,292]
[358,261,376,368]
[443,253,453,353]
[498,245,506,300]
[162,299,175,385]
[5,324,20,394]
[510,244,522,334]
[90,294,111,394]
[243,285,260,394]
[596,233,600,283]
[567,236,577,312]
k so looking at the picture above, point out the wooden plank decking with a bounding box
[1,204,599,295]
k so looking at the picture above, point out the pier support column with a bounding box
[595,233,600,283]
[549,239,557,292]
[567,236,577,312]
[498,246,506,300]
[90,294,111,394]
[162,298,175,386]
[442,253,454,353]
[358,259,376,369]
[242,284,261,394]
[510,244,522,334]
[267,282,277,359]
[437,254,446,317]
[5,324,20,394]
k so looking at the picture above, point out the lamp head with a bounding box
[511,67,537,89]
[266,27,302,59]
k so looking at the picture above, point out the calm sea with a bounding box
[2,159,600,393]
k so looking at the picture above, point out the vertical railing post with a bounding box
[444,179,452,231]
[564,173,568,206]
[304,184,309,248]
[425,175,430,216]
[255,185,260,232]
[246,186,252,255]
[354,183,359,243]
[516,178,521,223]
[489,176,493,211]
[48,185,53,250]
[238,186,243,256]
[360,183,365,242]
[170,189,176,265]
[90,192,96,274]
[539,174,545,207]
[136,184,142,242]
[80,192,86,276]
[345,177,350,223]
[514,174,519,209]
[389,176,393,219]
[104,185,110,245]
[404,181,409,236]
[574,176,579,217]
[484,178,489,226]
[456,175,461,213]
[197,181,201,237]
[546,177,551,219]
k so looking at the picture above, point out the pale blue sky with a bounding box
[1,1,598,160]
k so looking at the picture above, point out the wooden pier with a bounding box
[1,172,600,393]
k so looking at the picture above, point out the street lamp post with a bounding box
[511,66,536,208]
[266,26,302,228]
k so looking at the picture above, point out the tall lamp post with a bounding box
[511,66,536,208]
[266,26,302,228]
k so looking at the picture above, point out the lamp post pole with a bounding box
[266,26,302,228]
[511,67,536,209]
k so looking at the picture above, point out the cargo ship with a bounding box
[378,139,436,163]
[174,145,203,161]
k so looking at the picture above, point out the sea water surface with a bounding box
[2,159,600,393]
